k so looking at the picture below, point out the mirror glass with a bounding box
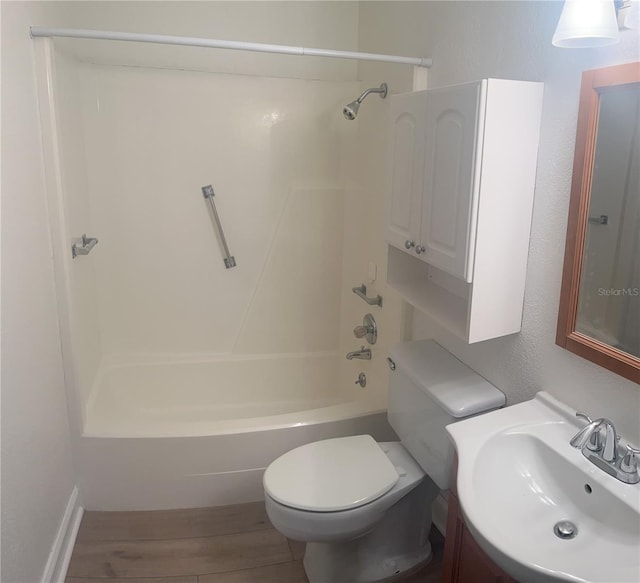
[575,85,640,358]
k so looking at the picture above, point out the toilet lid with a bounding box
[263,435,399,512]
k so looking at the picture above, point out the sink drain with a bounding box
[553,520,578,540]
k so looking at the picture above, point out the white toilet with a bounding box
[264,340,505,583]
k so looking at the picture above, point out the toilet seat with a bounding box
[263,435,399,512]
[264,441,428,544]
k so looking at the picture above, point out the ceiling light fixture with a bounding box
[552,0,620,48]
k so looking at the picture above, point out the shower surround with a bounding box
[36,25,398,508]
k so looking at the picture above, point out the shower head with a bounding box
[342,82,388,120]
[343,100,360,120]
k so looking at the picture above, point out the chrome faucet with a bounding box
[570,413,618,462]
[570,412,639,485]
[346,346,372,360]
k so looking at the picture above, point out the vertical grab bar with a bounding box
[202,185,237,269]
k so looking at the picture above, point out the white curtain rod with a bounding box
[30,27,432,68]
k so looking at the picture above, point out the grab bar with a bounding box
[352,283,383,307]
[202,185,237,269]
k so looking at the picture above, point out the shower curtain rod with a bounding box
[29,27,432,68]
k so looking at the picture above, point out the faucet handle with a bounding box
[620,445,640,475]
[574,412,603,451]
[586,426,603,452]
[570,416,601,449]
[353,325,368,338]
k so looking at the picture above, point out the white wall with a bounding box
[1,2,77,582]
[358,1,640,443]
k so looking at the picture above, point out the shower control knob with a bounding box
[415,245,426,255]
[404,240,415,249]
[353,314,377,345]
[353,325,368,338]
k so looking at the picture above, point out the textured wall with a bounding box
[358,1,640,443]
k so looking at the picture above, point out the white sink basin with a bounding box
[447,392,640,583]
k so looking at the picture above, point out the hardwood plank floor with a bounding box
[77,503,270,541]
[67,529,291,578]
[66,501,444,583]
[198,561,308,583]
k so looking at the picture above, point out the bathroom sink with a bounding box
[446,392,640,583]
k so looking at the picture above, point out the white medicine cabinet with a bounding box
[386,79,544,343]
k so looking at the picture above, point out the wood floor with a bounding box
[66,502,444,583]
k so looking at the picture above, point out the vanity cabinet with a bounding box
[387,79,543,343]
[443,458,519,583]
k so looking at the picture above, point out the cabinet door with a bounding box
[444,468,519,583]
[420,82,483,281]
[387,91,427,255]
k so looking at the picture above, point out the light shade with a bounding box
[552,0,620,48]
[625,1,640,29]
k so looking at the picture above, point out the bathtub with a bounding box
[78,353,396,510]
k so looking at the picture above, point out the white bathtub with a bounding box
[79,353,395,510]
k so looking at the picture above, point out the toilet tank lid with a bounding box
[390,340,505,418]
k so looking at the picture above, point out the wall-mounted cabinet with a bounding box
[386,79,543,343]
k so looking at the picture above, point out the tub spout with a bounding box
[346,346,372,360]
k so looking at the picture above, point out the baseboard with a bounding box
[41,486,84,583]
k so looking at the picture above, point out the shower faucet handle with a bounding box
[354,325,368,338]
[353,314,377,345]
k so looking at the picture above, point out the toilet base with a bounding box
[302,476,438,583]
[304,540,432,583]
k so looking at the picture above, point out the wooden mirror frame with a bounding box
[557,61,640,384]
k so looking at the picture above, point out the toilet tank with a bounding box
[387,340,505,490]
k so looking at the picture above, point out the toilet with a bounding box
[263,340,505,583]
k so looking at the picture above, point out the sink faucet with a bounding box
[346,346,371,360]
[570,412,639,485]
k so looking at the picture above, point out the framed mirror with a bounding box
[557,62,640,383]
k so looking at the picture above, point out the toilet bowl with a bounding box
[263,340,506,583]
[265,437,439,582]
[265,438,427,542]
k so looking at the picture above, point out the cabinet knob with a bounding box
[404,240,415,249]
[415,245,426,255]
